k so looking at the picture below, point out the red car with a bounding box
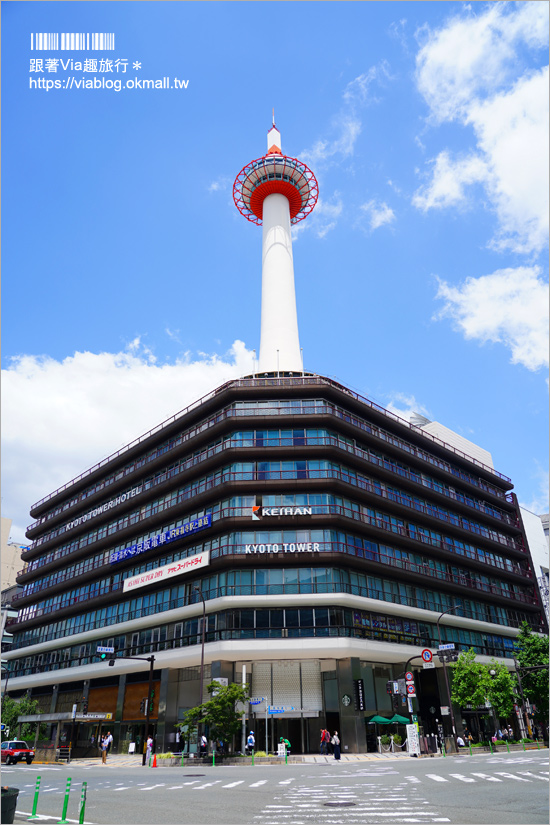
[1,740,35,765]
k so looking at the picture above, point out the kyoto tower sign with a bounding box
[233,121,318,375]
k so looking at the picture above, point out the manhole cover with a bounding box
[324,802,356,807]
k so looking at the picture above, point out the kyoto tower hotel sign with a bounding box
[233,121,318,374]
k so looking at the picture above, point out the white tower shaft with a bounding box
[259,192,302,373]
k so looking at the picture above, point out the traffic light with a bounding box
[140,698,148,715]
[83,701,88,714]
[108,657,116,667]
[386,681,393,695]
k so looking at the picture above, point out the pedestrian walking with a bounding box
[101,736,107,764]
[200,734,207,755]
[331,731,341,760]
[320,728,330,755]
[105,730,113,755]
[246,731,255,754]
[146,735,153,763]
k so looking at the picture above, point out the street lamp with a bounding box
[436,605,461,752]
[194,585,206,756]
[105,654,155,766]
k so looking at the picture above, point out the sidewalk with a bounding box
[65,751,432,768]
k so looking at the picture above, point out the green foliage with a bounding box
[253,750,267,757]
[380,734,391,745]
[486,659,514,718]
[450,649,491,708]
[393,734,402,745]
[514,623,549,722]
[450,649,516,718]
[177,681,249,746]
[2,696,47,742]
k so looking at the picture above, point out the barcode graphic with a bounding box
[31,33,115,51]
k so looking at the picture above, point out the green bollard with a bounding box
[468,741,472,756]
[505,740,510,753]
[536,739,540,750]
[522,739,526,751]
[213,751,215,767]
[28,774,41,820]
[78,782,87,825]
[57,777,71,825]
[251,749,254,766]
[488,740,493,754]
[285,750,288,765]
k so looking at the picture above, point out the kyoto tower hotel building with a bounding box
[3,123,546,756]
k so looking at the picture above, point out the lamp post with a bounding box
[104,654,155,766]
[194,585,206,756]
[436,606,461,752]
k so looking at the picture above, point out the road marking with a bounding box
[192,780,222,789]
[448,773,475,783]
[278,779,295,784]
[250,779,269,787]
[425,774,448,782]
[139,784,167,790]
[404,775,421,783]
[518,771,549,781]
[472,773,502,782]
[167,785,185,789]
[112,786,131,791]
[495,772,531,782]
[222,780,245,788]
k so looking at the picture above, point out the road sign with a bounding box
[250,697,266,705]
[441,706,450,715]
[406,684,416,695]
[405,671,414,682]
[421,649,433,662]
[0,724,4,731]
[423,662,435,669]
[96,646,115,654]
[438,643,455,650]
[268,705,295,713]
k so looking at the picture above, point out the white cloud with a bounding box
[385,392,431,423]
[359,199,396,231]
[343,60,393,106]
[412,150,488,210]
[413,3,549,256]
[467,67,549,254]
[518,463,550,516]
[434,266,549,371]
[292,193,343,241]
[1,340,254,543]
[300,117,362,167]
[208,176,231,193]
[415,2,548,123]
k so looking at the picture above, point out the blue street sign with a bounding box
[96,646,115,654]
[438,643,455,650]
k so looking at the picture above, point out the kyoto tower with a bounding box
[233,120,318,374]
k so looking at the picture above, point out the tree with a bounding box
[450,648,491,709]
[514,622,549,724]
[486,660,514,718]
[2,695,47,742]
[177,681,249,748]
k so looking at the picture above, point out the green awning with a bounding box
[366,715,392,724]
[388,714,411,724]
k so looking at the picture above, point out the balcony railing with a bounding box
[29,376,512,516]
[28,432,517,536]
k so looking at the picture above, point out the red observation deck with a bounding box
[233,135,319,226]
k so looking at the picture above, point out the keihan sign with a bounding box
[252,505,312,520]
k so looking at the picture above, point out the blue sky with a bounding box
[2,1,548,544]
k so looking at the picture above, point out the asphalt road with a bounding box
[4,750,548,825]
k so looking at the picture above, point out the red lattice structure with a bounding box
[233,154,319,226]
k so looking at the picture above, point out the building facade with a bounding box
[3,374,546,753]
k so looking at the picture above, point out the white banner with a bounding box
[123,550,210,592]
[406,724,420,755]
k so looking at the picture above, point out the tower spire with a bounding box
[233,123,318,374]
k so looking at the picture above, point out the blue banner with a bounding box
[109,513,212,564]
